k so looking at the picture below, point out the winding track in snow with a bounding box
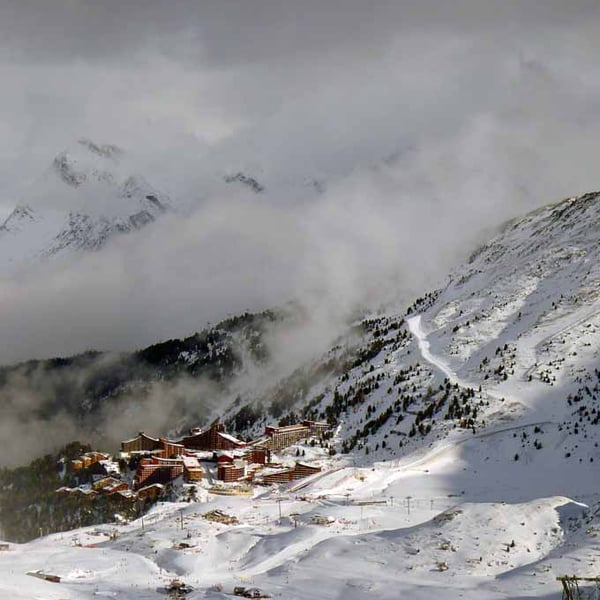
[407,313,519,407]
[407,315,460,384]
[397,314,555,470]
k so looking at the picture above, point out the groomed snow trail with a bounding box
[407,313,527,409]
[404,314,555,459]
[407,315,460,384]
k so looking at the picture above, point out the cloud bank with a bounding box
[1,0,600,367]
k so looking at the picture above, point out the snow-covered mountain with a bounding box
[0,139,169,273]
[0,192,598,600]
[227,191,599,462]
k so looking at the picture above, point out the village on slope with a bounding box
[56,418,332,508]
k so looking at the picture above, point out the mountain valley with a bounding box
[0,191,598,599]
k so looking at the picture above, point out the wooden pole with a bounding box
[556,575,600,600]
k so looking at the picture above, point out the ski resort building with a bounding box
[179,421,246,451]
[137,483,165,501]
[121,432,162,453]
[135,457,184,489]
[182,456,203,482]
[68,451,111,472]
[257,462,321,485]
[120,433,184,458]
[256,420,330,452]
[243,446,270,465]
[262,424,311,451]
[158,438,185,458]
[92,477,129,495]
[215,456,321,484]
[217,460,246,482]
[293,462,323,479]
[303,420,330,436]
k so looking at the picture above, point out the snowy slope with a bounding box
[0,138,169,274]
[275,191,600,467]
[0,192,598,599]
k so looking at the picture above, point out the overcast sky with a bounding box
[2,1,600,363]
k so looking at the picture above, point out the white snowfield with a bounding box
[1,193,599,599]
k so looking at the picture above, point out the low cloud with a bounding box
[0,355,224,466]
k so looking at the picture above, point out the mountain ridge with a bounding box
[0,139,170,273]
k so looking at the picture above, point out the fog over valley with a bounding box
[1,5,600,600]
[2,1,600,365]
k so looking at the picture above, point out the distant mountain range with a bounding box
[0,139,173,273]
[0,139,276,276]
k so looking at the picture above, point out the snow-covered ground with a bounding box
[0,435,596,600]
[0,193,598,599]
[1,315,597,600]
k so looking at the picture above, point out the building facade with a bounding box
[179,421,246,451]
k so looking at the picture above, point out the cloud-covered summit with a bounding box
[1,1,600,365]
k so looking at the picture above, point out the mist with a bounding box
[0,359,223,466]
[2,2,600,464]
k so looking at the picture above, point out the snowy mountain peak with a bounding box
[0,140,171,273]
[0,205,37,234]
[224,171,265,193]
[429,192,599,377]
[465,191,599,273]
[76,137,122,159]
[50,138,124,189]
